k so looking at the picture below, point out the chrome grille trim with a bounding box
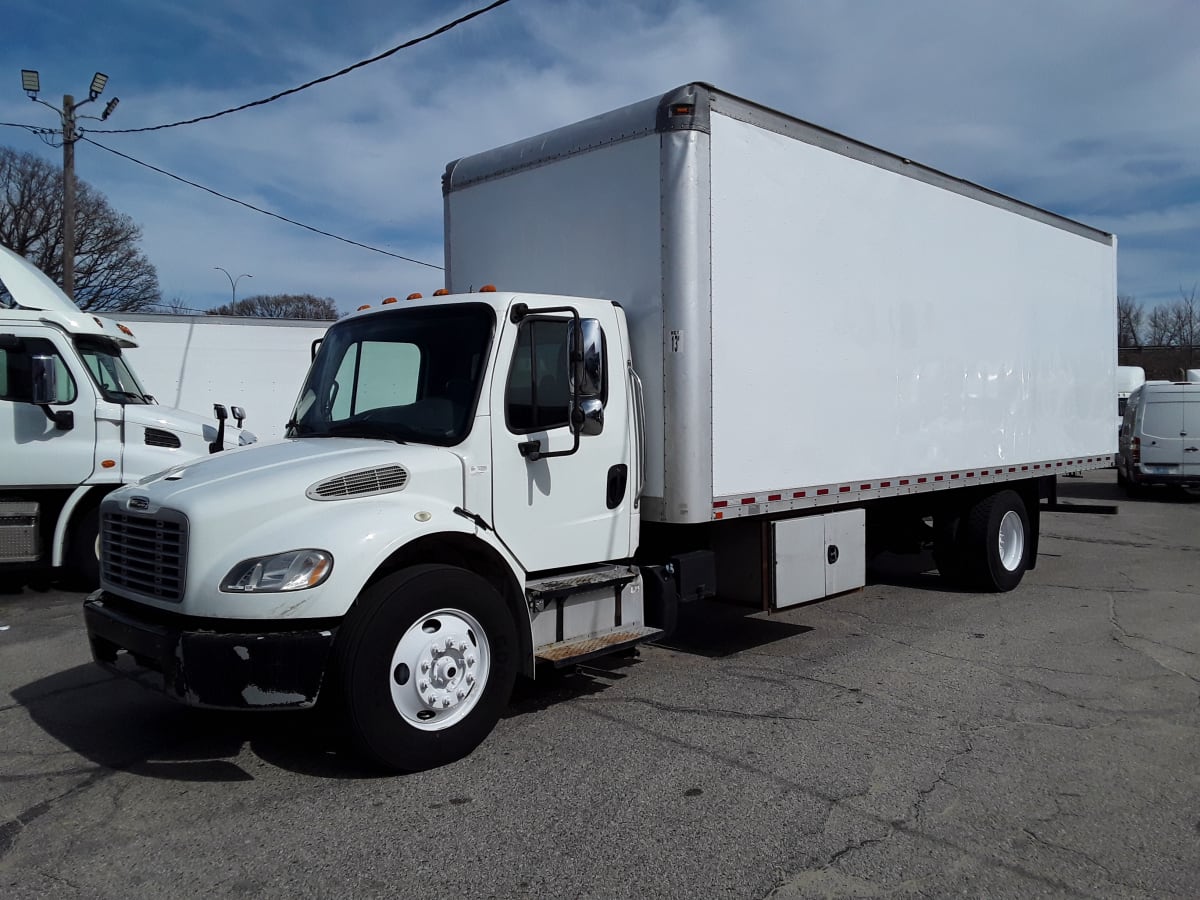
[101,509,188,602]
[306,465,409,500]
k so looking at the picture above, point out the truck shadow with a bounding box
[654,598,814,658]
[11,661,625,782]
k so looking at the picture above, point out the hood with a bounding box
[128,437,464,518]
[124,404,251,446]
[0,244,139,347]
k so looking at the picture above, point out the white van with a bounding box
[1116,381,1200,493]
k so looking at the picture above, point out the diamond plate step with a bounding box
[535,625,663,668]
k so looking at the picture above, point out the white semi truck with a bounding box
[0,245,253,587]
[83,84,1117,771]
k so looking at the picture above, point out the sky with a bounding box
[2,0,1198,315]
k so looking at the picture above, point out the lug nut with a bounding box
[442,698,452,708]
[466,654,476,667]
[419,680,428,691]
[420,660,430,673]
[431,641,443,654]
[457,690,466,700]
[466,673,475,685]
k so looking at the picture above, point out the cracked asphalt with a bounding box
[1,469,1197,899]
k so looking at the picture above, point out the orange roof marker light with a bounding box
[432,289,449,296]
[382,296,399,305]
[116,323,135,337]
[405,293,422,301]
[356,304,371,311]
[479,284,497,292]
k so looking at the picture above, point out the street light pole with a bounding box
[20,70,119,301]
[214,267,253,306]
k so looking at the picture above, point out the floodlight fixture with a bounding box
[21,69,40,98]
[89,72,108,99]
[101,97,120,120]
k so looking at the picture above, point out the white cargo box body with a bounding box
[120,314,329,442]
[444,83,1117,525]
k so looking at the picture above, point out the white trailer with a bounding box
[84,84,1117,771]
[120,313,329,442]
[0,246,252,586]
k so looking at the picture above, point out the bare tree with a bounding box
[207,293,339,320]
[1117,294,1142,348]
[0,145,161,312]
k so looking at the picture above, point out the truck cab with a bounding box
[0,245,254,586]
[85,290,656,770]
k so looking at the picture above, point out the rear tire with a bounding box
[961,490,1030,592]
[332,565,518,772]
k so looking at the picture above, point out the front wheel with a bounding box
[962,490,1030,592]
[332,565,518,772]
[64,509,100,590]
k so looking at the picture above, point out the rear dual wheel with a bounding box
[936,490,1030,592]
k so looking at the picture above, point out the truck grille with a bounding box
[101,510,188,602]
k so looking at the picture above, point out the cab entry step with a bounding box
[535,626,663,668]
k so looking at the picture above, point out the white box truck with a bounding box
[0,245,253,587]
[83,84,1117,771]
[120,313,329,442]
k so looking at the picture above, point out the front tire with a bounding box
[332,565,518,772]
[64,509,100,590]
[961,490,1030,592]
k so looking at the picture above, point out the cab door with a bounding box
[0,330,97,488]
[489,304,634,573]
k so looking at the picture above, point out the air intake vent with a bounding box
[307,465,409,500]
[145,427,181,449]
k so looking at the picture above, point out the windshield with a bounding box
[75,336,153,404]
[287,303,494,445]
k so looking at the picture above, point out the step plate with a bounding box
[535,626,664,668]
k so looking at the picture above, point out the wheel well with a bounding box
[364,533,532,675]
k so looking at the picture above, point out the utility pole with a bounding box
[214,267,253,306]
[20,70,119,301]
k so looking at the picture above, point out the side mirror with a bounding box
[231,405,246,427]
[31,355,73,430]
[570,318,604,399]
[30,355,58,405]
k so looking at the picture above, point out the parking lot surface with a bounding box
[1,470,1197,899]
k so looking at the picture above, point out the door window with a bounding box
[0,338,77,403]
[506,319,571,432]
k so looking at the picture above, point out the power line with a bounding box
[84,0,514,136]
[81,136,442,270]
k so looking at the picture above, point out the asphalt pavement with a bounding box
[1,469,1197,899]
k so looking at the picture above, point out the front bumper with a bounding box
[84,591,338,710]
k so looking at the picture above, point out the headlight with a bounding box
[221,549,332,593]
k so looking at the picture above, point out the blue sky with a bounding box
[2,0,1198,314]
